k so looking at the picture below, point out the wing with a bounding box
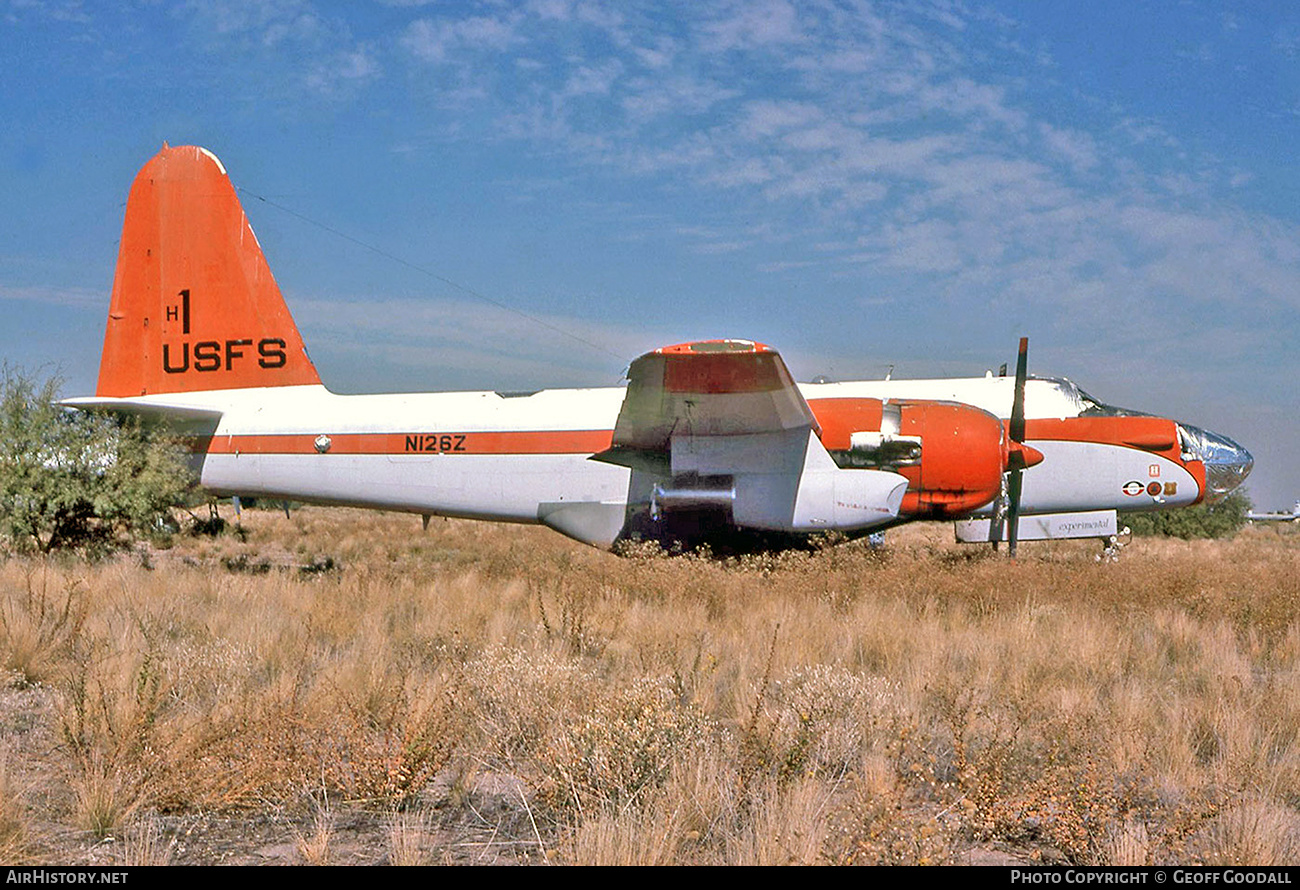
[595,340,907,534]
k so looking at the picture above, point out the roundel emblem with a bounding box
[1147,481,1162,496]
[1122,480,1144,496]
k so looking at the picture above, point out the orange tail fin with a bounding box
[96,145,321,397]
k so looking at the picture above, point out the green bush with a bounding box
[1120,491,1252,540]
[0,371,190,555]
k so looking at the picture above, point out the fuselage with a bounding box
[113,372,1243,529]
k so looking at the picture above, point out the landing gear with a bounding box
[1097,526,1132,562]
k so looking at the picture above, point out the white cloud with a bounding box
[689,241,748,255]
[304,46,379,95]
[8,0,91,24]
[621,75,737,121]
[632,38,676,69]
[739,100,823,138]
[702,157,774,188]
[400,14,521,63]
[908,77,1027,130]
[1039,123,1100,173]
[179,0,329,49]
[295,294,666,388]
[563,61,623,98]
[699,0,804,52]
[0,284,103,308]
[527,0,573,20]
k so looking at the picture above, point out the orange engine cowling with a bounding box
[809,398,1006,519]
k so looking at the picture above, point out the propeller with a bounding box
[1004,337,1030,558]
[988,337,1045,556]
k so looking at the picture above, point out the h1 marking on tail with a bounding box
[166,289,192,335]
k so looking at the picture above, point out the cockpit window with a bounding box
[1030,376,1153,418]
[1074,384,1151,418]
[1031,376,1095,417]
[1074,385,1102,414]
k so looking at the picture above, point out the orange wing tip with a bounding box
[656,339,774,355]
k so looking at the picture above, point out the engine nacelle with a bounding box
[810,397,1007,518]
[657,428,909,534]
[781,461,909,531]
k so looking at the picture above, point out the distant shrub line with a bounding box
[1121,491,1251,540]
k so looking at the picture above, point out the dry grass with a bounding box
[0,748,29,862]
[0,506,1297,864]
[121,818,173,866]
[295,808,334,866]
[386,807,433,866]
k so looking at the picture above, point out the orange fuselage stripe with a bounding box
[201,430,616,456]
[1022,417,1181,459]
[200,418,1185,461]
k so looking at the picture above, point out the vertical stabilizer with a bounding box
[96,145,321,397]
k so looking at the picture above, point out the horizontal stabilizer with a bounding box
[60,397,224,425]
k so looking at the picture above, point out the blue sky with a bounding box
[2,0,1296,509]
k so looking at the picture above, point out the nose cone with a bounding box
[1178,423,1253,502]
